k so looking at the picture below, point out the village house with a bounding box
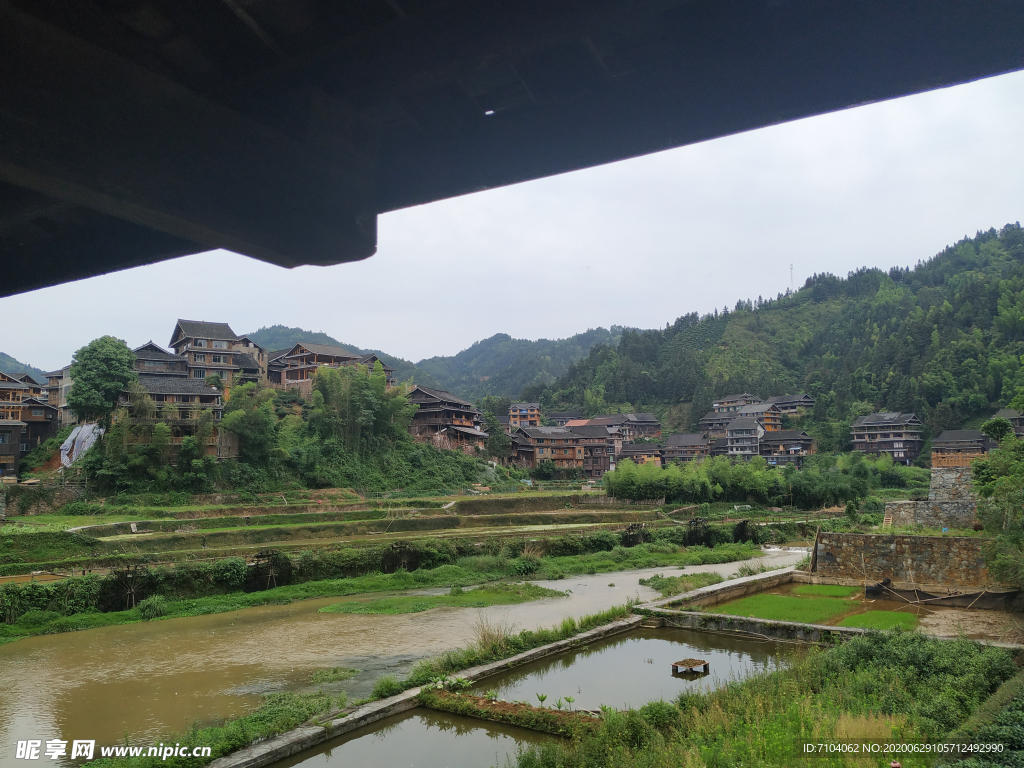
[617,442,663,466]
[45,366,75,426]
[567,413,660,441]
[120,375,230,457]
[759,429,815,466]
[547,412,582,427]
[736,402,783,432]
[168,320,268,388]
[18,396,59,456]
[0,418,25,477]
[763,393,815,414]
[662,433,711,463]
[931,429,994,466]
[698,410,734,437]
[0,371,28,421]
[567,424,613,478]
[992,408,1024,436]
[513,426,583,470]
[510,432,535,466]
[273,342,396,390]
[850,412,923,464]
[133,342,189,377]
[407,385,487,448]
[508,402,541,429]
[726,417,764,460]
[712,393,762,413]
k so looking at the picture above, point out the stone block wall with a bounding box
[884,466,977,529]
[813,532,993,588]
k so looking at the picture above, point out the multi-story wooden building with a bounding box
[0,418,25,477]
[662,433,710,463]
[274,343,396,389]
[547,412,582,427]
[121,375,227,457]
[931,429,994,466]
[736,402,783,432]
[764,393,815,414]
[509,402,542,429]
[726,417,764,460]
[759,429,814,466]
[568,413,660,441]
[0,371,28,421]
[617,443,662,466]
[45,365,75,425]
[993,408,1024,436]
[168,319,267,387]
[567,424,613,478]
[712,393,762,413]
[133,342,189,377]
[407,385,487,448]
[18,396,59,456]
[698,410,734,437]
[513,426,583,470]
[850,412,923,464]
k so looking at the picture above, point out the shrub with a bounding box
[60,501,105,516]
[371,675,404,699]
[138,595,169,620]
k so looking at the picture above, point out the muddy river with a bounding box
[0,550,804,765]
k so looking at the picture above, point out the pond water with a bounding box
[470,626,793,711]
[0,549,805,767]
[275,710,548,768]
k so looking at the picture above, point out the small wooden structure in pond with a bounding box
[672,658,709,674]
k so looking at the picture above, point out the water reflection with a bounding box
[471,627,794,710]
[275,710,547,768]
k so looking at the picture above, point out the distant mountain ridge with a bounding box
[0,352,46,381]
[244,324,624,401]
[245,325,433,386]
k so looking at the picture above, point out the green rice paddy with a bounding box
[837,611,918,630]
[792,584,861,598]
[708,594,854,624]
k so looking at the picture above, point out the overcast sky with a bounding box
[3,70,1024,371]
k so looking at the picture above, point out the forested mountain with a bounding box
[416,327,623,401]
[527,224,1024,452]
[245,325,433,386]
[0,352,46,380]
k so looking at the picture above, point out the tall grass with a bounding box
[708,594,854,624]
[513,631,1018,768]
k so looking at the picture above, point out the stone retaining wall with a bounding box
[813,532,992,588]
[885,466,978,529]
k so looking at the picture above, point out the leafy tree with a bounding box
[221,382,279,464]
[981,417,1013,443]
[971,437,1024,588]
[67,336,138,425]
[482,412,511,459]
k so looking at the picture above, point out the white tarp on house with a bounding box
[60,423,104,467]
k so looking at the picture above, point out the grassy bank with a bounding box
[637,572,724,598]
[0,540,750,644]
[511,630,1019,768]
[318,583,566,615]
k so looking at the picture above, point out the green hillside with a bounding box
[416,328,623,401]
[244,325,433,386]
[0,352,46,381]
[530,223,1024,451]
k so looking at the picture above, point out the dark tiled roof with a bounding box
[726,417,759,430]
[569,425,615,438]
[851,412,921,428]
[0,381,29,390]
[760,430,811,442]
[619,443,661,454]
[933,429,985,443]
[16,374,41,385]
[510,402,540,410]
[587,414,629,426]
[448,425,489,439]
[268,349,291,362]
[547,412,582,419]
[21,397,55,409]
[0,419,27,426]
[715,393,760,402]
[289,342,358,358]
[356,353,396,373]
[699,410,732,422]
[234,353,262,370]
[665,433,709,446]
[765,393,814,405]
[994,408,1021,420]
[134,342,184,362]
[137,374,222,396]
[172,320,237,344]
[630,413,659,423]
[738,403,779,415]
[408,385,474,407]
[517,426,579,439]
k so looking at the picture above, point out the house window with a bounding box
[194,339,206,348]
[32,409,43,417]
[20,442,29,452]
[212,355,225,364]
[0,431,10,444]
[192,369,207,379]
[212,340,229,349]
[194,354,206,362]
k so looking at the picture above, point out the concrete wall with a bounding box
[885,466,978,529]
[813,532,993,588]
